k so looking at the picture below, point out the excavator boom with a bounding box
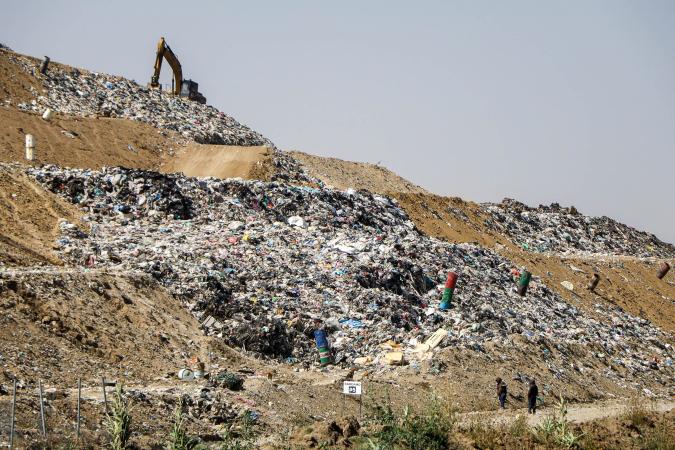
[149,37,205,104]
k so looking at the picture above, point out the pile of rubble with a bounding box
[482,199,675,258]
[24,165,673,389]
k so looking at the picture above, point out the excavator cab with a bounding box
[150,37,206,104]
[181,79,206,104]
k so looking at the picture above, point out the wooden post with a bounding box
[342,392,345,418]
[76,378,81,440]
[101,377,108,415]
[38,380,46,438]
[9,379,16,449]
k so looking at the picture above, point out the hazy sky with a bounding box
[3,1,674,243]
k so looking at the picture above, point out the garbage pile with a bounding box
[9,52,270,147]
[3,49,310,183]
[25,164,673,388]
[482,199,675,258]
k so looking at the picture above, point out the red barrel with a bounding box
[445,272,458,289]
[657,262,671,280]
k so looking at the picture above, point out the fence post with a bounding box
[76,378,81,440]
[38,380,46,439]
[101,377,109,415]
[9,379,16,449]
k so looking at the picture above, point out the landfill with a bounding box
[482,199,675,258]
[23,164,673,390]
[4,49,310,183]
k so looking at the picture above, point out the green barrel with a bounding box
[318,346,331,365]
[517,270,532,296]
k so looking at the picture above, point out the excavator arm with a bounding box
[149,37,205,103]
[150,37,182,95]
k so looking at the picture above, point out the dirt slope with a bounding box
[290,150,427,193]
[161,143,275,180]
[0,48,43,104]
[395,192,675,332]
[0,269,208,387]
[0,165,83,266]
[0,107,178,169]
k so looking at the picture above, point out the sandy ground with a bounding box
[463,398,675,427]
[0,49,43,104]
[0,107,177,170]
[161,143,274,180]
[0,165,83,266]
[290,150,427,194]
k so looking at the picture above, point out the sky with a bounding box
[3,1,674,243]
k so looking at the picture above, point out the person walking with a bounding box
[496,378,508,409]
[528,379,539,414]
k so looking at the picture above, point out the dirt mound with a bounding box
[161,144,275,180]
[0,107,178,170]
[0,49,42,104]
[0,165,82,266]
[0,269,207,386]
[290,150,427,193]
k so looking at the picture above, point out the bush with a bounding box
[508,415,529,438]
[220,410,257,450]
[624,396,654,428]
[641,421,674,450]
[532,395,583,449]
[466,419,499,449]
[166,399,198,450]
[360,396,459,450]
[104,384,133,450]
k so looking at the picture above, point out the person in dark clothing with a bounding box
[496,378,507,409]
[528,379,539,414]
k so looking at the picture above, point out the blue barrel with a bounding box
[314,329,329,349]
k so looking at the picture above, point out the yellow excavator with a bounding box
[150,37,206,104]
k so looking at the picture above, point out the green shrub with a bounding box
[532,395,583,449]
[360,396,459,450]
[104,384,133,450]
[220,410,257,450]
[167,399,198,450]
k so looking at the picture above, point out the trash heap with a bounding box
[25,165,673,387]
[3,49,310,182]
[482,199,675,258]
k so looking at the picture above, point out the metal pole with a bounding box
[76,378,81,440]
[38,381,46,438]
[9,379,16,449]
[101,377,108,415]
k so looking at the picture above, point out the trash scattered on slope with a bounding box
[4,49,311,183]
[483,199,675,258]
[561,281,574,291]
[22,164,673,391]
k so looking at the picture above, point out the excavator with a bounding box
[150,37,206,104]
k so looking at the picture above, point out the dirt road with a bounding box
[461,398,675,427]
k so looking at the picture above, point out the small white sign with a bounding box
[343,381,362,396]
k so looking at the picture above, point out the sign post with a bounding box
[342,381,363,418]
